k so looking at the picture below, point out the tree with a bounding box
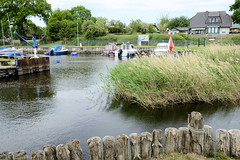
[157,16,170,32]
[141,23,149,34]
[58,20,74,44]
[148,24,156,33]
[46,9,73,40]
[96,17,108,29]
[230,0,240,24]
[167,16,190,29]
[107,20,125,33]
[129,19,142,33]
[83,23,107,39]
[0,0,51,41]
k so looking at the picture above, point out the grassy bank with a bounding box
[103,45,240,108]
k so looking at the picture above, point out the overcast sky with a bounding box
[32,0,235,27]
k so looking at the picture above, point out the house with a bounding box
[230,22,240,33]
[169,27,189,35]
[190,11,232,36]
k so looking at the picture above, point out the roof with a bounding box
[231,23,240,29]
[190,11,232,28]
[172,27,189,31]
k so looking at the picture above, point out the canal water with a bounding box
[0,55,239,158]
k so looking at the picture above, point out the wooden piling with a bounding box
[216,129,230,156]
[66,139,82,160]
[0,151,13,160]
[103,136,115,160]
[178,127,190,154]
[43,144,57,160]
[228,129,240,158]
[31,150,46,160]
[203,125,213,157]
[151,129,162,159]
[140,132,152,159]
[129,133,141,160]
[188,111,204,155]
[56,144,70,160]
[116,134,128,160]
[163,128,178,154]
[87,136,102,160]
[13,150,28,160]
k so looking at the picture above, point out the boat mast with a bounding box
[1,20,5,46]
[7,13,14,46]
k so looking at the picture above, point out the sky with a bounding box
[31,0,235,27]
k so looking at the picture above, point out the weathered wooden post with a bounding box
[43,144,57,160]
[140,132,152,159]
[129,133,141,160]
[188,111,204,155]
[0,151,13,160]
[228,129,240,158]
[13,150,28,160]
[216,129,230,156]
[31,150,46,160]
[163,128,178,154]
[56,144,70,160]
[66,139,82,160]
[151,129,162,159]
[87,136,102,160]
[103,136,115,160]
[203,125,213,157]
[178,127,190,154]
[116,134,128,160]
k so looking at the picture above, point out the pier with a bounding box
[0,57,50,78]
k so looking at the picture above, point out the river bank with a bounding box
[103,45,240,108]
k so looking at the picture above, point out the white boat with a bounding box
[154,42,169,56]
[115,43,137,58]
[0,47,23,55]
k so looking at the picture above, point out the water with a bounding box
[0,55,239,158]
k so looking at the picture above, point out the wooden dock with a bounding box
[0,57,50,78]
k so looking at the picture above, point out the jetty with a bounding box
[0,56,50,78]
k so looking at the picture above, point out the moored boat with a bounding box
[116,43,137,58]
[45,46,68,56]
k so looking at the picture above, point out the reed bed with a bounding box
[103,45,240,108]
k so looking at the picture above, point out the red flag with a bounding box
[168,35,174,53]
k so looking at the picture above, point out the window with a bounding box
[208,17,220,23]
[207,27,219,34]
[195,30,204,34]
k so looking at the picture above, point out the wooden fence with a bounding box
[0,111,239,160]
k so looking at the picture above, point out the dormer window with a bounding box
[208,17,220,23]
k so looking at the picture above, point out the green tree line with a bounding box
[1,0,239,44]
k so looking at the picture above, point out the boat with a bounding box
[45,46,68,56]
[0,47,23,55]
[154,42,169,56]
[103,43,118,57]
[3,52,22,56]
[116,43,137,58]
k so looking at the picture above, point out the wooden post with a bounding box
[31,150,46,160]
[178,127,190,154]
[163,128,178,154]
[140,132,152,159]
[103,136,115,160]
[216,129,230,156]
[203,125,213,157]
[56,144,70,160]
[87,136,102,160]
[43,144,57,160]
[13,150,28,160]
[116,134,128,160]
[188,111,204,155]
[0,151,13,160]
[129,133,141,160]
[66,139,82,160]
[151,129,162,159]
[228,129,240,158]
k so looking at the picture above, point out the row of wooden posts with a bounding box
[0,111,240,160]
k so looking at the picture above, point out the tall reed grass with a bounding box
[103,45,240,108]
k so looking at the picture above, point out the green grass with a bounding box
[103,44,240,108]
